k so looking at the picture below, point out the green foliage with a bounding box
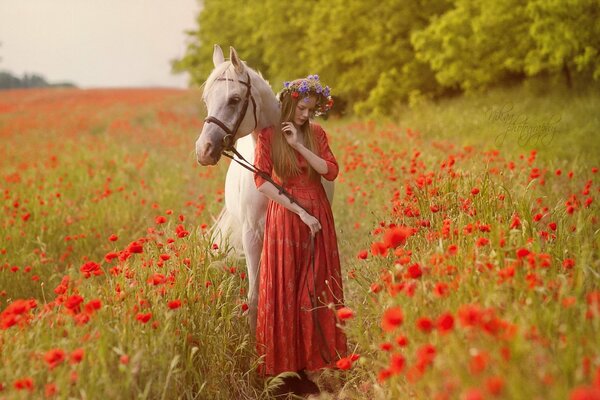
[525,0,600,83]
[171,0,268,85]
[173,0,600,116]
[411,0,533,91]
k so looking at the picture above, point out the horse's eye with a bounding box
[228,96,241,105]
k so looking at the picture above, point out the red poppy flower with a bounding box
[436,312,454,334]
[562,258,575,269]
[383,226,412,249]
[84,299,102,314]
[13,377,34,391]
[127,241,144,254]
[337,307,354,320]
[371,241,388,257]
[148,273,166,285]
[44,349,66,369]
[469,351,489,374]
[463,388,484,400]
[370,283,382,293]
[64,295,84,312]
[434,282,449,297]
[395,335,408,347]
[510,215,521,229]
[168,300,182,310]
[45,383,58,397]
[416,317,434,333]
[336,356,352,370]
[516,248,530,259]
[486,376,504,396]
[458,304,482,327]
[80,261,103,278]
[389,353,406,374]
[70,348,85,364]
[407,263,423,279]
[447,244,458,255]
[476,237,489,247]
[379,342,392,351]
[104,252,119,262]
[377,368,392,383]
[136,312,152,323]
[415,343,436,371]
[175,224,189,238]
[382,307,403,332]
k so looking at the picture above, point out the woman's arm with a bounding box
[257,182,322,235]
[292,143,328,175]
[281,123,338,180]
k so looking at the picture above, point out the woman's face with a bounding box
[293,96,317,127]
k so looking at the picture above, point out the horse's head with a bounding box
[196,45,259,165]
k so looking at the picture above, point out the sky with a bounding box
[0,0,200,88]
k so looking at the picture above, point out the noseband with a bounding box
[204,71,258,150]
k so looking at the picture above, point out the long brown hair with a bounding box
[272,94,320,183]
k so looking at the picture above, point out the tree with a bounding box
[172,0,268,86]
[173,0,599,115]
[411,0,533,91]
[303,0,451,115]
[525,0,600,86]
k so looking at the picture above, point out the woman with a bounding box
[253,75,347,396]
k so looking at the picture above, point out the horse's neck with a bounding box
[252,72,280,131]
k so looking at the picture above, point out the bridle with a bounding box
[203,71,258,150]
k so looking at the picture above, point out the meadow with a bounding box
[0,85,598,399]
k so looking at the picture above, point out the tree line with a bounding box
[0,70,76,90]
[173,0,600,115]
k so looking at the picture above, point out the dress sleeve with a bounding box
[315,124,339,181]
[254,127,273,188]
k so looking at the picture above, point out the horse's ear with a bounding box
[213,45,224,67]
[230,46,244,74]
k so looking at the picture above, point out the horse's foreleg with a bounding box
[242,222,263,336]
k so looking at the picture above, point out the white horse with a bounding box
[195,45,333,334]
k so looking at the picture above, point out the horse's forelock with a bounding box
[203,62,246,103]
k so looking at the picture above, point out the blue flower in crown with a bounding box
[298,81,309,94]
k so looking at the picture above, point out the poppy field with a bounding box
[0,88,598,399]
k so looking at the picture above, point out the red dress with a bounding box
[254,123,347,375]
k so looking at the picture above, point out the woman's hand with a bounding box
[298,209,321,236]
[281,122,300,149]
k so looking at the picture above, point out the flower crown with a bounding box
[276,75,334,116]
